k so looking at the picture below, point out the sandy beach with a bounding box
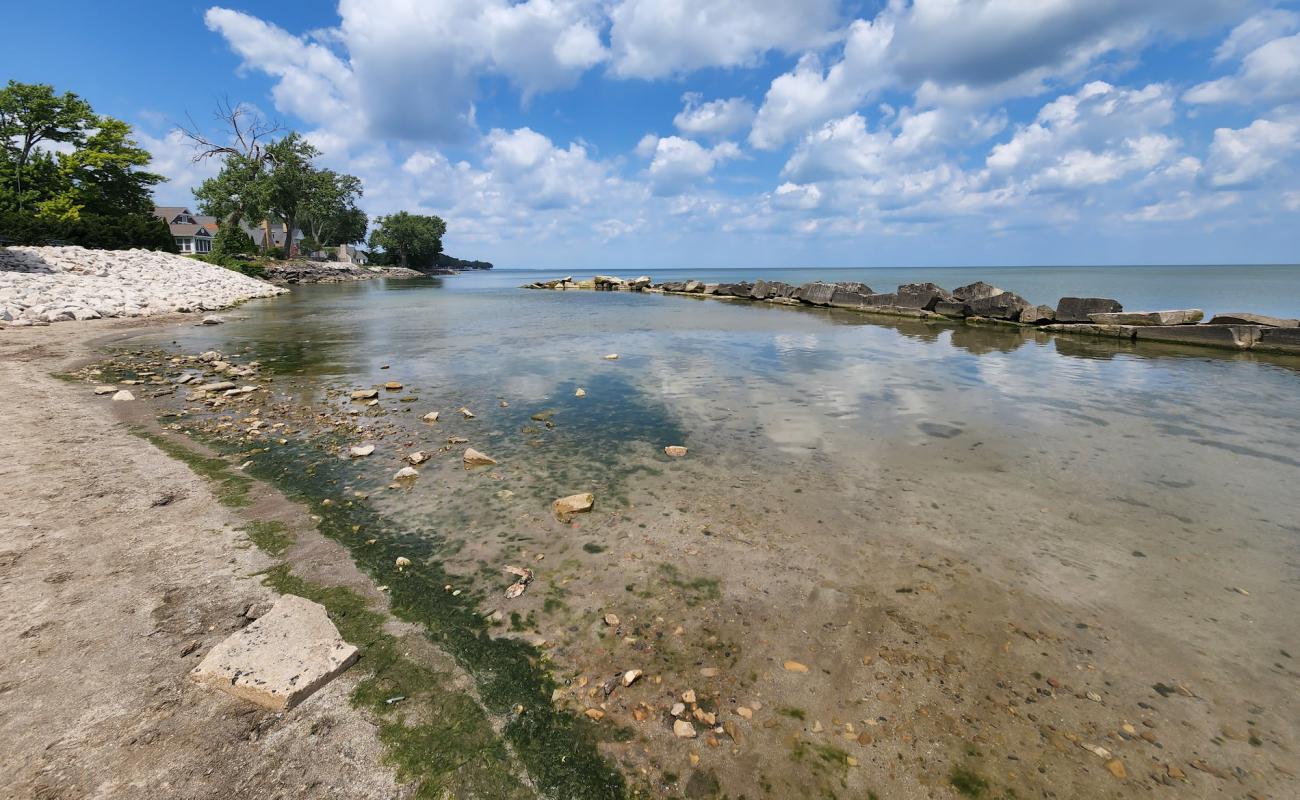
[0,318,411,799]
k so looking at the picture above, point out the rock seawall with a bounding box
[261,261,426,285]
[525,275,1300,355]
[1,246,286,326]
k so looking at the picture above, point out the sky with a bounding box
[4,1,1300,269]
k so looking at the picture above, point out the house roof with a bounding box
[153,206,188,219]
[169,224,212,237]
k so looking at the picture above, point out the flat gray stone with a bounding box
[1055,297,1122,323]
[796,282,836,305]
[1257,326,1300,354]
[1132,324,1262,350]
[190,594,358,710]
[1088,309,1203,326]
[1207,312,1299,327]
[1018,304,1056,324]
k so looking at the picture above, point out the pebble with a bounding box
[422,411,440,422]
[394,466,419,479]
[604,613,620,626]
[622,669,643,687]
[349,444,375,458]
[93,385,116,395]
[664,445,688,457]
[673,719,697,738]
[111,390,134,401]
[783,661,810,673]
[575,388,586,397]
[603,353,619,360]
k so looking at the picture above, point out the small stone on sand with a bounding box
[422,411,440,422]
[664,445,688,457]
[463,447,498,467]
[553,492,595,517]
[394,466,419,479]
[111,390,134,401]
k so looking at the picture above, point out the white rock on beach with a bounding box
[189,594,358,710]
[0,245,285,326]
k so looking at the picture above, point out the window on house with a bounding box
[196,237,211,253]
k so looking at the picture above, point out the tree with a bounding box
[0,81,94,211]
[62,117,164,217]
[368,212,446,267]
[301,170,366,245]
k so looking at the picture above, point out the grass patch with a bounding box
[242,520,294,556]
[777,706,807,721]
[950,765,990,797]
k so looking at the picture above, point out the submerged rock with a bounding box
[394,466,419,479]
[553,492,595,517]
[350,389,379,400]
[463,447,498,467]
[348,444,375,458]
[665,445,688,457]
[111,389,134,401]
[422,411,440,422]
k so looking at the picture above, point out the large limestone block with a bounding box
[952,281,1004,301]
[1132,324,1262,350]
[1088,309,1203,326]
[797,282,836,305]
[1055,297,1122,323]
[190,594,359,710]
[967,292,1031,320]
[1207,312,1299,327]
[1256,327,1300,354]
[894,282,953,310]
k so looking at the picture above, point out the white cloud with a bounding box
[1185,32,1300,106]
[1122,191,1238,222]
[206,1,607,144]
[138,128,221,207]
[749,16,896,149]
[484,127,612,209]
[1213,8,1300,63]
[606,0,840,79]
[642,136,741,196]
[1205,116,1300,187]
[985,82,1176,185]
[673,94,755,138]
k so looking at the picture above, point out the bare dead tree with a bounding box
[176,97,282,164]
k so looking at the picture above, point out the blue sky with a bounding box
[4,1,1299,268]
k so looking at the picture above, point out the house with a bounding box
[242,220,306,255]
[153,207,218,254]
[153,206,308,257]
[338,243,368,265]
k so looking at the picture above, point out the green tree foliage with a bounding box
[0,80,93,212]
[0,81,172,250]
[191,118,366,258]
[368,212,446,268]
[211,223,256,257]
[301,170,367,246]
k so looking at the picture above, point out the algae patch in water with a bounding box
[261,565,531,799]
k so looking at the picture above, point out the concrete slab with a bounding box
[1256,327,1300,355]
[1088,309,1203,326]
[1132,324,1263,350]
[190,594,359,710]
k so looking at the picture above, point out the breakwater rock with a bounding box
[0,245,286,326]
[261,261,426,285]
[525,275,1300,355]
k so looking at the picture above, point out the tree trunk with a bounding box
[262,218,272,255]
[399,249,408,268]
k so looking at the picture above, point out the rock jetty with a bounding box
[260,261,425,285]
[0,245,285,326]
[525,275,1300,355]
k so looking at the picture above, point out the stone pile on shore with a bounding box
[526,275,1300,354]
[0,245,285,326]
[260,261,426,285]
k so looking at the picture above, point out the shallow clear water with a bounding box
[126,272,1300,798]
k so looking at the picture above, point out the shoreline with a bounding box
[0,315,515,798]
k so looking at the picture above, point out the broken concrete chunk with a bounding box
[189,594,358,710]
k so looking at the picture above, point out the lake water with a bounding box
[123,269,1300,799]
